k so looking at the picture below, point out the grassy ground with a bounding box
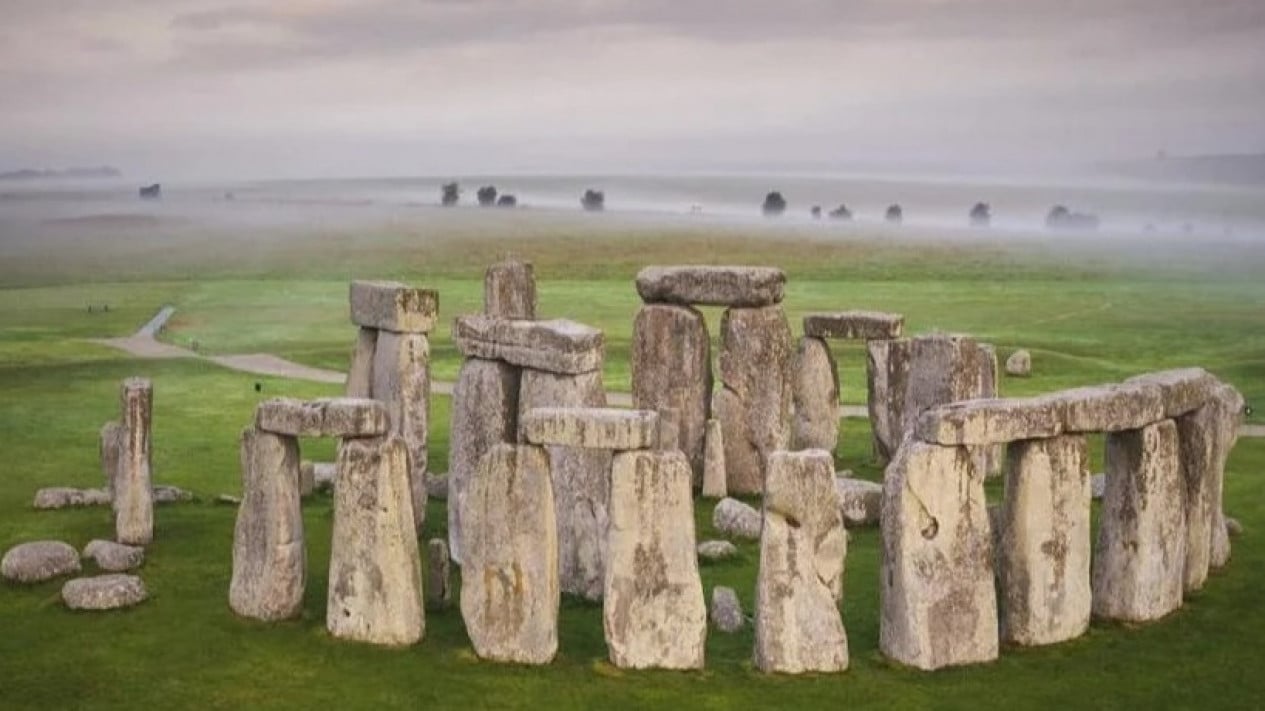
[1,217,1264,708]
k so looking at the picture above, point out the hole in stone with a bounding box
[921,517,939,540]
[785,516,801,529]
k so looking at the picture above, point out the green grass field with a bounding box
[1,215,1263,709]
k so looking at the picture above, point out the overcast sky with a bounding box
[1,0,1263,180]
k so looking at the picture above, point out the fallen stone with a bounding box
[866,338,911,465]
[116,377,154,546]
[254,397,390,439]
[100,420,123,497]
[2,541,81,583]
[521,407,658,450]
[791,336,839,452]
[153,485,194,504]
[696,539,739,561]
[701,418,727,498]
[424,472,447,501]
[1091,473,1106,499]
[454,315,604,375]
[713,497,761,541]
[1045,382,1165,433]
[1126,368,1219,419]
[372,331,430,531]
[835,476,883,527]
[635,265,786,307]
[484,259,536,320]
[711,586,745,633]
[345,326,377,398]
[82,540,145,572]
[717,304,794,495]
[425,538,451,611]
[1005,349,1032,377]
[62,574,148,610]
[915,397,1062,446]
[803,311,904,340]
[631,303,712,481]
[216,494,242,505]
[33,487,111,509]
[349,280,438,334]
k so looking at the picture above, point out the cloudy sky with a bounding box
[1,0,1263,180]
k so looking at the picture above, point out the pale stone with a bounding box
[701,418,727,498]
[916,397,1062,446]
[460,444,559,664]
[255,397,390,438]
[1005,349,1031,377]
[1210,384,1244,569]
[345,326,377,397]
[298,460,316,497]
[880,440,998,670]
[425,538,451,611]
[62,574,148,610]
[229,427,305,622]
[372,330,430,531]
[447,357,519,565]
[1091,473,1106,499]
[604,450,707,670]
[100,420,123,497]
[866,338,910,465]
[754,450,848,674]
[1126,368,1219,418]
[711,586,745,633]
[1226,517,1243,537]
[835,476,883,527]
[631,304,711,479]
[654,407,680,451]
[311,462,336,491]
[349,280,438,333]
[216,494,241,505]
[713,497,761,541]
[33,487,111,509]
[1046,382,1165,433]
[83,540,145,572]
[902,334,988,441]
[635,265,786,307]
[803,311,904,340]
[454,315,604,375]
[1092,420,1185,622]
[1177,401,1222,592]
[484,259,536,319]
[1,541,81,583]
[717,305,793,494]
[327,435,424,645]
[521,407,658,450]
[998,435,1092,646]
[697,540,739,561]
[152,484,194,504]
[791,336,839,452]
[116,377,154,546]
[975,344,1004,478]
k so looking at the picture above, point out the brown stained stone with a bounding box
[349,280,438,334]
[802,311,904,340]
[372,331,430,531]
[791,336,840,453]
[717,305,793,495]
[631,303,712,481]
[635,265,786,307]
[116,378,154,546]
[521,407,659,450]
[484,259,537,320]
[254,397,390,438]
[345,326,377,398]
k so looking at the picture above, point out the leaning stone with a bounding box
[713,497,761,541]
[349,280,438,333]
[866,338,911,465]
[372,331,430,531]
[635,265,786,307]
[153,485,194,504]
[791,336,839,452]
[345,326,377,398]
[424,472,447,501]
[521,407,658,450]
[717,305,794,494]
[701,418,727,498]
[915,397,1062,446]
[1,541,81,583]
[697,540,739,561]
[803,311,904,340]
[755,450,848,674]
[880,440,997,670]
[484,259,536,319]
[631,303,712,481]
[1045,382,1165,433]
[1126,368,1219,419]
[254,397,390,439]
[604,450,707,670]
[1092,420,1185,622]
[711,586,746,633]
[116,377,154,546]
[82,540,145,572]
[100,420,123,497]
[835,476,883,527]
[453,315,604,375]
[425,538,451,611]
[62,574,148,610]
[1005,349,1031,377]
[327,435,424,646]
[460,444,559,664]
[998,435,1092,646]
[229,427,305,622]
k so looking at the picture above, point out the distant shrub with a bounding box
[477,185,498,207]
[497,194,517,208]
[810,205,822,219]
[828,203,852,220]
[970,202,991,227]
[1046,204,1100,231]
[441,182,460,207]
[762,191,787,216]
[581,189,605,212]
[886,204,903,224]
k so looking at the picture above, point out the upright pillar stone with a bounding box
[717,305,793,495]
[229,427,305,621]
[631,303,712,482]
[116,378,154,546]
[372,330,430,530]
[998,435,1091,646]
[976,343,1003,477]
[791,336,839,453]
[99,421,123,499]
[484,258,537,319]
[866,338,910,465]
[754,450,848,674]
[701,418,727,499]
[603,450,706,670]
[1207,383,1243,571]
[345,327,377,398]
[327,435,424,646]
[1092,420,1185,622]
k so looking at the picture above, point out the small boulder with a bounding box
[425,472,448,501]
[712,497,761,541]
[1227,517,1243,537]
[835,476,883,527]
[216,494,242,505]
[2,540,81,583]
[711,586,745,633]
[82,540,145,572]
[33,487,110,509]
[1005,350,1031,377]
[697,540,739,561]
[62,574,148,610]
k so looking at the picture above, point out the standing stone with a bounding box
[1006,349,1032,377]
[519,368,610,600]
[604,450,706,670]
[229,428,305,622]
[460,444,559,664]
[345,326,377,398]
[701,418,727,499]
[711,586,745,633]
[1209,384,1244,569]
[717,305,793,495]
[327,436,424,646]
[880,440,997,670]
[976,343,1003,478]
[426,538,451,611]
[792,336,839,453]
[998,435,1091,646]
[866,338,910,465]
[99,421,123,498]
[1177,402,1220,592]
[484,259,536,319]
[754,450,848,674]
[116,378,154,546]
[372,330,430,530]
[631,303,712,481]
[448,357,520,564]
[1092,420,1185,622]
[903,334,985,439]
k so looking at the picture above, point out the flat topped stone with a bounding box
[453,315,604,374]
[254,397,389,438]
[521,407,658,450]
[62,574,148,610]
[1124,368,1219,418]
[1042,382,1165,433]
[349,280,439,333]
[635,265,786,307]
[916,397,1062,445]
[803,311,904,340]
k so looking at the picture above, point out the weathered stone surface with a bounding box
[519,368,611,600]
[604,450,706,670]
[522,407,658,450]
[1092,420,1185,622]
[654,407,680,451]
[454,315,604,375]
[1126,368,1219,418]
[33,487,111,509]
[327,435,424,645]
[116,377,154,546]
[635,265,786,307]
[460,444,559,664]
[345,326,377,398]
[835,476,883,527]
[803,311,904,340]
[1005,349,1032,377]
[902,334,987,442]
[153,485,194,504]
[631,303,711,478]
[713,497,761,541]
[1091,473,1106,499]
[372,331,430,531]
[998,435,1091,646]
[1045,382,1165,433]
[718,305,793,494]
[298,460,316,497]
[311,462,336,491]
[792,336,839,452]
[975,344,1004,477]
[697,540,739,561]
[916,397,1062,446]
[425,538,451,611]
[880,440,997,670]
[448,357,519,565]
[755,450,848,674]
[701,418,727,498]
[229,427,305,622]
[2,541,81,583]
[424,472,447,500]
[1210,384,1245,569]
[711,586,745,633]
[62,574,148,610]
[83,540,145,572]
[484,259,536,320]
[867,338,911,465]
[255,397,391,438]
[349,280,438,334]
[1177,401,1224,592]
[100,420,123,497]
[1199,383,1243,573]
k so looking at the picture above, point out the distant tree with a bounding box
[969,202,991,227]
[885,203,903,224]
[1046,205,1070,228]
[581,189,605,212]
[762,191,787,216]
[138,183,161,200]
[828,203,852,220]
[1047,204,1100,231]
[497,194,517,208]
[441,182,461,206]
[477,185,498,207]
[810,205,822,219]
